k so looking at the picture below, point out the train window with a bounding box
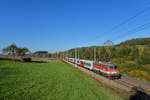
[109,65,118,69]
[109,66,114,69]
[85,63,91,66]
[114,65,118,69]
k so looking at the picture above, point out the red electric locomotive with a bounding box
[93,61,121,79]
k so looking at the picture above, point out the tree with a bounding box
[2,44,30,61]
[2,44,17,56]
[104,40,114,61]
[2,44,18,60]
[129,46,138,60]
[16,47,29,57]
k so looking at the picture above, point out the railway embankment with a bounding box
[0,55,58,62]
[64,60,150,100]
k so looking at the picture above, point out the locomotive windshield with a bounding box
[109,65,118,69]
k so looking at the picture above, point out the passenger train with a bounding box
[66,58,121,79]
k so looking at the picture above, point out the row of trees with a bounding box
[60,45,150,62]
[55,38,150,81]
[1,44,53,58]
[2,44,30,57]
[120,37,150,46]
[56,38,150,65]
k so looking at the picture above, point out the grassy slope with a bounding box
[0,61,124,100]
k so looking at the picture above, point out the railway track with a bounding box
[64,60,150,100]
[115,77,150,94]
[114,78,150,100]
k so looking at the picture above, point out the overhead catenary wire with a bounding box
[110,6,150,31]
[85,6,150,61]
[112,22,150,42]
[64,6,150,60]
[77,6,150,46]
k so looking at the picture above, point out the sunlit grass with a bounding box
[0,60,124,100]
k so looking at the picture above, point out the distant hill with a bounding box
[119,37,150,46]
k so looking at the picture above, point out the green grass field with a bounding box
[0,60,124,100]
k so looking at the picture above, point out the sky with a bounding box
[0,0,150,53]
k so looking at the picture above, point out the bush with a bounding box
[119,62,147,74]
[22,57,32,62]
[120,62,139,70]
[128,70,149,81]
[136,55,150,64]
[112,58,125,64]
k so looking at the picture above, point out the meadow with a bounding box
[0,60,124,100]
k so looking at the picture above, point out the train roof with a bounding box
[94,61,116,66]
[68,58,117,65]
[78,59,93,62]
[84,60,94,63]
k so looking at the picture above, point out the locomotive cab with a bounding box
[108,65,119,72]
[108,65,121,79]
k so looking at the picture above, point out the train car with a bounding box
[84,60,93,70]
[67,58,121,79]
[68,58,74,63]
[79,60,85,67]
[74,59,76,64]
[68,58,77,64]
[93,61,121,79]
[76,59,80,65]
[68,58,71,62]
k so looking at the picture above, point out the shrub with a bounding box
[136,55,150,64]
[128,70,149,81]
[147,75,150,81]
[120,62,138,70]
[119,62,147,75]
[22,57,32,62]
[123,56,132,61]
[112,58,125,64]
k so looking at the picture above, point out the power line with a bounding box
[66,6,150,56]
[110,6,150,31]
[112,22,150,42]
[77,6,150,46]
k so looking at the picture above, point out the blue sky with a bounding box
[0,0,150,53]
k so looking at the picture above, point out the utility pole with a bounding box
[94,46,96,61]
[75,48,77,59]
[78,48,79,59]
[75,48,77,67]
